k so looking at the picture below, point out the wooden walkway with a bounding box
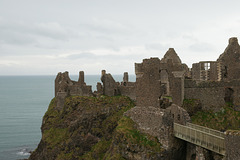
[174,122,225,156]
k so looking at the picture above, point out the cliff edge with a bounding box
[29,96,186,160]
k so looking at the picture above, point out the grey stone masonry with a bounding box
[225,130,240,160]
[55,71,93,109]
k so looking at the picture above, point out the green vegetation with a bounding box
[182,99,202,116]
[81,104,162,159]
[116,116,162,150]
[81,139,112,159]
[162,96,172,100]
[43,128,69,149]
[31,95,166,159]
[102,116,163,159]
[36,95,142,159]
[191,105,240,131]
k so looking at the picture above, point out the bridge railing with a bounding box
[174,123,226,156]
[186,122,225,138]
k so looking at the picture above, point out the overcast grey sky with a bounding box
[0,0,240,75]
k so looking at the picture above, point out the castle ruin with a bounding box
[54,37,240,159]
[55,37,240,112]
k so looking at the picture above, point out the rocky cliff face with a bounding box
[29,96,186,160]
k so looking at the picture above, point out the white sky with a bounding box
[0,0,240,75]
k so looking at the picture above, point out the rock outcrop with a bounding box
[29,96,187,160]
[29,96,135,160]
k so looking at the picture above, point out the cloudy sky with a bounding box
[0,0,240,75]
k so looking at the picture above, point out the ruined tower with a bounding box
[135,48,187,108]
[217,37,240,81]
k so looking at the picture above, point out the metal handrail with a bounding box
[174,123,226,156]
[186,122,225,138]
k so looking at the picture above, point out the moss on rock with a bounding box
[103,116,163,159]
[29,96,136,160]
[29,95,167,160]
[182,99,202,117]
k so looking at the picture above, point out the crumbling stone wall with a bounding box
[184,80,240,111]
[190,38,240,82]
[135,58,162,107]
[99,70,136,99]
[96,82,103,96]
[171,71,185,106]
[191,61,221,82]
[118,82,136,100]
[55,71,93,109]
[119,72,136,100]
[100,70,119,96]
[230,86,240,111]
[135,48,187,108]
[125,105,188,159]
[165,104,191,125]
[218,37,240,81]
[55,71,73,97]
[124,106,174,149]
[54,37,240,114]
[184,81,225,111]
[160,49,187,106]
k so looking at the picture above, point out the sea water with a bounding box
[0,75,135,160]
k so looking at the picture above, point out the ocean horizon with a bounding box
[0,75,135,160]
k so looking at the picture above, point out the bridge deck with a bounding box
[174,123,226,156]
[186,122,225,138]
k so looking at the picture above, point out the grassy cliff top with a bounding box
[29,96,163,160]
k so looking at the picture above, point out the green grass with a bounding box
[81,139,112,159]
[116,116,162,151]
[182,99,201,116]
[39,95,136,159]
[162,96,172,100]
[33,95,166,159]
[191,106,240,131]
[43,128,69,149]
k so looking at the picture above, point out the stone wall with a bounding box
[191,61,220,82]
[171,71,185,106]
[124,106,174,149]
[135,58,162,107]
[225,130,240,160]
[134,48,188,108]
[99,70,136,100]
[184,80,240,111]
[165,104,191,125]
[218,37,240,81]
[55,71,93,109]
[55,71,73,97]
[184,86,225,111]
[124,105,188,159]
[118,82,136,100]
[101,70,119,96]
[192,63,201,81]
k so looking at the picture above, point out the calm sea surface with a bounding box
[0,75,135,160]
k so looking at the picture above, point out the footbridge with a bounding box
[174,122,225,156]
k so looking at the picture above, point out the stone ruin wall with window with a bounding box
[185,37,240,111]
